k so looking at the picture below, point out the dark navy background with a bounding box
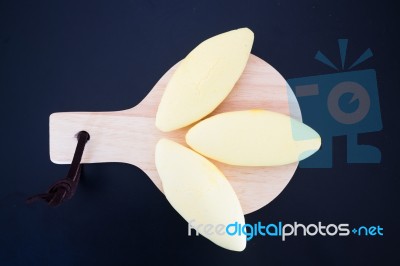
[1,1,399,265]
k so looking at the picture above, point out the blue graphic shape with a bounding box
[347,134,381,163]
[349,48,373,69]
[287,40,382,168]
[339,93,358,113]
[314,51,339,70]
[287,69,382,168]
[338,39,348,69]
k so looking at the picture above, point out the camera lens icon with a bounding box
[327,81,370,125]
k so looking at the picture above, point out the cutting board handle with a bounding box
[49,110,159,165]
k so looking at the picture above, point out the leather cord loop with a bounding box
[26,131,90,206]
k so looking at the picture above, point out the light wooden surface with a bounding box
[49,54,302,214]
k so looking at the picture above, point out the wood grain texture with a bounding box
[50,54,302,214]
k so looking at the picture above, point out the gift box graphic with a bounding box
[287,39,382,168]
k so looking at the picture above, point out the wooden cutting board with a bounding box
[49,54,302,214]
